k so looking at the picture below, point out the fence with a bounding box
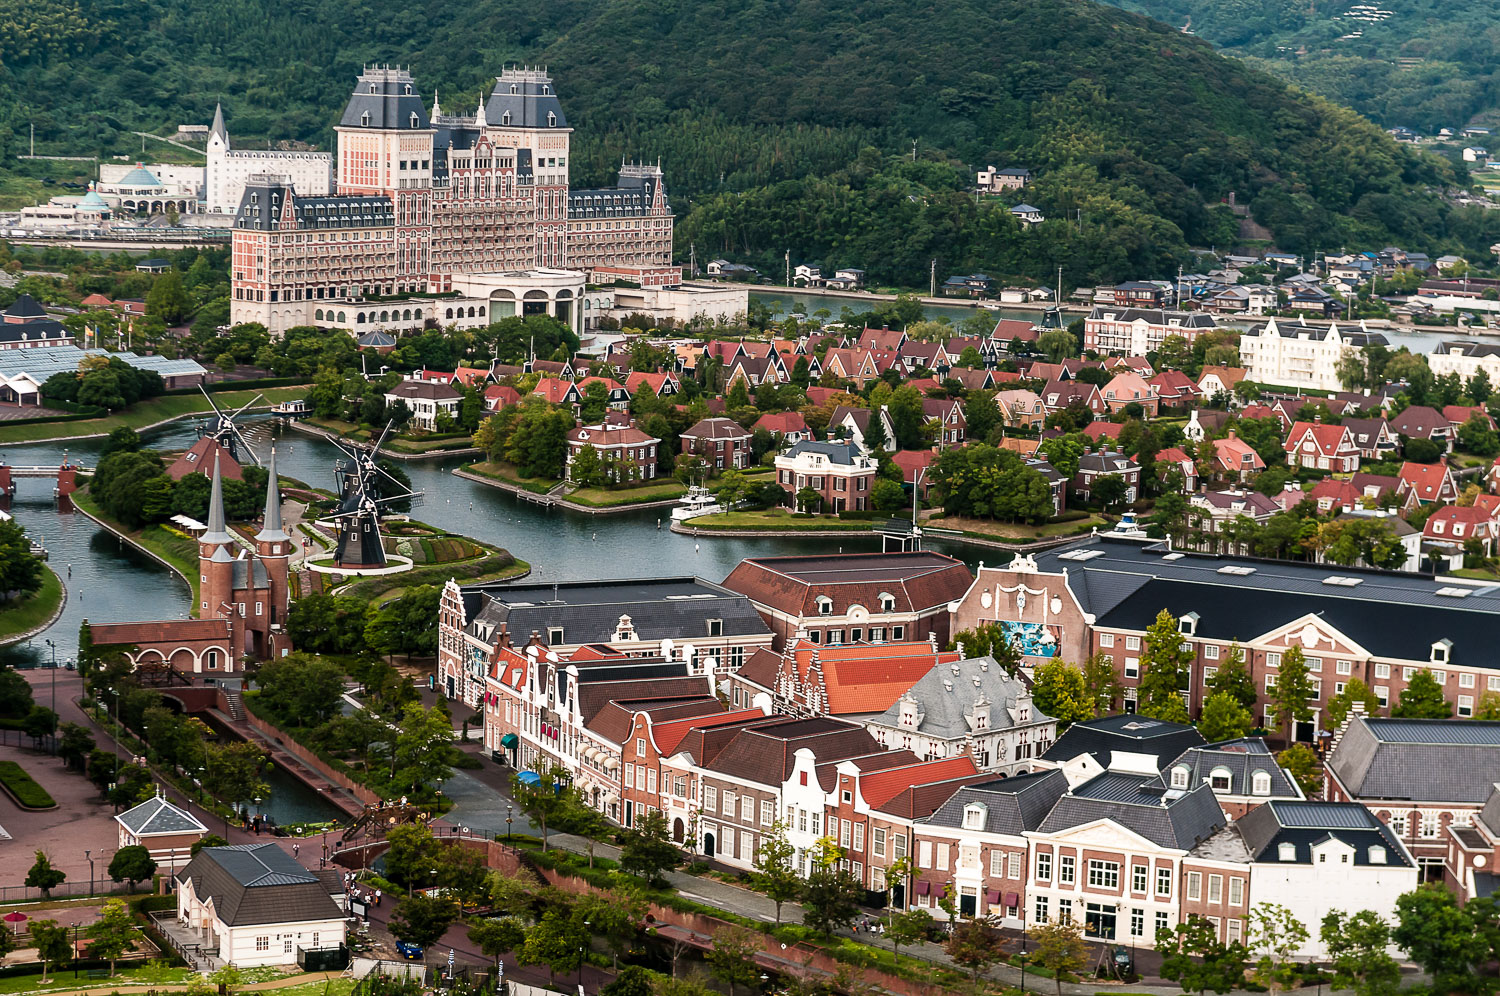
[0,880,124,903]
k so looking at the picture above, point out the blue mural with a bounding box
[1001,620,1061,658]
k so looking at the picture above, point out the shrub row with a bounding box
[0,760,56,809]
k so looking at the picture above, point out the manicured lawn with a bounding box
[568,480,687,506]
[463,461,557,493]
[0,965,351,995]
[0,387,311,445]
[0,565,63,645]
[0,760,56,809]
[687,509,873,531]
[928,512,1106,541]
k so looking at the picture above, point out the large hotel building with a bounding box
[229,65,677,336]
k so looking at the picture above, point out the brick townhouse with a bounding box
[774,440,877,512]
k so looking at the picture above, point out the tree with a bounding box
[202,741,270,831]
[1475,690,1500,720]
[57,722,94,770]
[1199,691,1255,742]
[1458,415,1500,457]
[1030,660,1092,724]
[519,908,590,983]
[23,705,57,747]
[85,899,136,976]
[886,907,932,964]
[1267,645,1315,742]
[1392,668,1453,718]
[706,924,762,996]
[1206,644,1256,710]
[1327,678,1381,728]
[619,808,681,887]
[1138,608,1193,722]
[946,919,1004,988]
[1157,916,1247,996]
[469,916,528,968]
[602,966,654,996]
[1402,436,1442,463]
[1091,473,1128,510]
[108,844,157,893]
[25,850,65,897]
[390,894,459,948]
[146,270,190,325]
[31,919,70,983]
[391,703,455,795]
[800,838,862,937]
[1322,910,1401,996]
[1248,904,1309,995]
[752,819,800,922]
[384,824,441,889]
[1082,652,1124,714]
[1037,328,1079,363]
[434,841,491,910]
[254,653,346,727]
[1032,919,1087,996]
[513,763,569,851]
[795,486,822,513]
[1392,886,1483,993]
[1277,743,1323,796]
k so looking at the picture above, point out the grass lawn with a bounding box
[0,565,63,645]
[0,760,56,809]
[568,479,687,507]
[384,436,474,454]
[0,966,352,996]
[73,491,199,606]
[463,461,557,494]
[929,512,1106,541]
[0,387,311,445]
[688,509,873,531]
[335,553,530,603]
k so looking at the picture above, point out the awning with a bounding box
[604,757,620,772]
[1004,892,1019,908]
[914,880,931,896]
[516,770,541,786]
[987,889,1002,905]
[500,733,519,749]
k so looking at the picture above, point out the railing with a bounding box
[0,879,123,902]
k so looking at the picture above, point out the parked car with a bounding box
[395,941,424,961]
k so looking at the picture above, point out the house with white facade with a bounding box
[1240,319,1389,392]
[175,844,345,968]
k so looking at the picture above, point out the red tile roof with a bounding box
[1082,422,1122,441]
[653,709,769,757]
[1283,421,1352,456]
[1399,461,1454,500]
[451,367,489,388]
[755,411,809,435]
[787,642,956,715]
[858,757,979,809]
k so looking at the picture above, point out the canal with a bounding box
[0,415,990,668]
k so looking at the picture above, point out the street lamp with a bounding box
[578,920,590,993]
[84,849,94,896]
[505,804,513,842]
[43,639,57,719]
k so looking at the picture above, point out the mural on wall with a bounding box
[1000,620,1062,658]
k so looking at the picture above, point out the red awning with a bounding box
[915,880,931,896]
[986,889,1002,904]
[1004,891,1020,908]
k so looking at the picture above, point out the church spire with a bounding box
[210,102,228,146]
[474,87,487,129]
[431,89,441,120]
[201,453,233,547]
[255,447,290,543]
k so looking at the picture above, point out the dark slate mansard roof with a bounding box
[1236,800,1411,866]
[484,73,568,129]
[1041,714,1205,769]
[1157,738,1301,799]
[340,70,431,131]
[1039,775,1227,850]
[923,770,1069,835]
[1327,716,1500,803]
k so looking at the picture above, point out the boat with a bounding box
[270,399,312,417]
[671,485,723,521]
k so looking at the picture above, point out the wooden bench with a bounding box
[87,969,109,980]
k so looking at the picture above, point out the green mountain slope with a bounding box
[1100,0,1500,133]
[1,0,1496,287]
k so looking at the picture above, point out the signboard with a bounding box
[1000,620,1061,658]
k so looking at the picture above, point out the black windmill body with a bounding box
[327,421,422,569]
[197,386,265,466]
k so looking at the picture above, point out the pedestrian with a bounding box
[293,842,300,858]
[375,889,382,906]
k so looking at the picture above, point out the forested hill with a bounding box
[1097,0,1500,134]
[2,0,1497,287]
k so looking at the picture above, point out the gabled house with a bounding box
[1283,422,1359,473]
[1396,461,1459,509]
[822,348,881,387]
[1100,372,1159,417]
[681,417,754,470]
[1149,370,1200,409]
[1423,505,1499,557]
[992,389,1046,429]
[754,411,811,445]
[1390,405,1454,452]
[1211,431,1266,481]
[1341,417,1399,461]
[1039,379,1104,416]
[483,383,521,413]
[922,397,967,450]
[625,370,681,398]
[1197,366,1247,400]
[829,405,897,456]
[1073,449,1141,503]
[1155,447,1198,491]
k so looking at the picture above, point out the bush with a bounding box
[0,761,55,808]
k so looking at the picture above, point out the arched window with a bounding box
[403,309,412,320]
[1170,766,1190,790]
[478,306,485,316]
[356,312,366,324]
[815,596,833,617]
[1209,766,1233,791]
[446,308,454,319]
[315,309,324,321]
[368,83,377,94]
[547,112,556,126]
[502,111,511,126]
[337,312,346,323]
[380,310,390,322]
[1251,770,1272,796]
[878,592,896,612]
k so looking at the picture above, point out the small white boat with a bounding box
[671,485,723,521]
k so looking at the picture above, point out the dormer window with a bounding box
[1170,766,1189,790]
[879,593,896,612]
[1179,612,1199,636]
[548,112,557,126]
[361,110,371,127]
[543,84,551,94]
[1209,767,1232,792]
[962,803,987,830]
[368,83,377,94]
[816,596,833,616]
[1369,846,1387,864]
[502,111,512,125]
[1252,771,1272,796]
[404,84,412,95]
[1278,842,1296,862]
[548,627,564,645]
[510,84,518,94]
[410,112,419,128]
[1432,639,1452,665]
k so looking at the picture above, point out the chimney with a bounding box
[1227,428,1237,440]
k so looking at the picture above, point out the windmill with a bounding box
[197,386,265,466]
[325,421,422,569]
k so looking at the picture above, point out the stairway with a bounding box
[221,690,244,722]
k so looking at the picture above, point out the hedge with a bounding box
[0,760,56,809]
[163,375,305,395]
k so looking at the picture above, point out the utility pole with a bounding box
[30,122,34,158]
[785,250,791,288]
[689,242,697,279]
[911,139,917,162]
[930,259,936,298]
[1177,265,1184,309]
[1057,264,1063,305]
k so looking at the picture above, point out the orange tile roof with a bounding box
[791,642,955,715]
[859,756,979,808]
